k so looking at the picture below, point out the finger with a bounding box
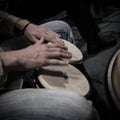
[47,51,72,59]
[39,25,60,38]
[55,43,67,50]
[55,38,65,45]
[41,32,61,43]
[47,47,68,54]
[30,36,39,43]
[47,44,68,50]
[47,59,69,65]
[48,38,66,48]
[39,37,45,43]
[50,38,64,45]
[45,28,60,37]
[36,37,45,45]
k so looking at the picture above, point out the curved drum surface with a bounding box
[107,49,120,111]
[47,39,83,64]
[38,64,91,97]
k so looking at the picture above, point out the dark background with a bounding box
[0,0,120,120]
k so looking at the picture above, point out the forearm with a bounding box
[0,51,22,73]
[0,50,22,87]
[0,11,20,36]
[0,11,30,37]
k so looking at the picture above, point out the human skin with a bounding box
[16,19,64,46]
[0,37,72,73]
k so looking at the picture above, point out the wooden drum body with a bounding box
[107,49,120,111]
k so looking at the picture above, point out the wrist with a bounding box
[15,19,30,34]
[22,22,31,34]
[0,52,19,73]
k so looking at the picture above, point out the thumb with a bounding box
[36,37,45,45]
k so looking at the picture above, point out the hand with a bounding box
[24,23,64,46]
[0,38,72,72]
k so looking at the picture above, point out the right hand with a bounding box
[1,38,72,72]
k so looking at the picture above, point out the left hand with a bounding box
[24,23,64,46]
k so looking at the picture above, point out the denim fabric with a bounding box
[41,20,76,44]
[0,89,99,120]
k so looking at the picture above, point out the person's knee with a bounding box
[54,20,71,33]
[57,90,99,120]
[0,89,99,120]
[41,20,71,34]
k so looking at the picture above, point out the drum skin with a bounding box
[47,39,83,64]
[37,40,90,97]
[38,64,90,97]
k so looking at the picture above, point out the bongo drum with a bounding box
[47,39,83,64]
[37,64,90,97]
[107,49,120,111]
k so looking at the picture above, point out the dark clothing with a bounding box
[0,0,101,44]
[66,0,100,44]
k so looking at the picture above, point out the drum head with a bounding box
[47,39,83,64]
[107,49,120,111]
[38,64,90,97]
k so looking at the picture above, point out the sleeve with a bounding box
[0,11,20,37]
